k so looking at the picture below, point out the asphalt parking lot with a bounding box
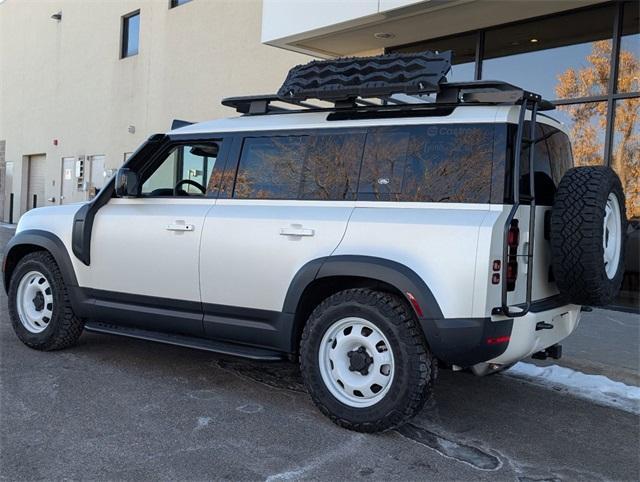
[0,225,639,481]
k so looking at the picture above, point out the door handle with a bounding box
[166,223,194,232]
[280,226,315,237]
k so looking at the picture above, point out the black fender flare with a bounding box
[283,255,444,320]
[3,230,79,293]
[282,255,445,348]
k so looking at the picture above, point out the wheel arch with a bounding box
[283,255,444,353]
[3,230,79,294]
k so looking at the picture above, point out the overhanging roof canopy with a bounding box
[262,0,608,57]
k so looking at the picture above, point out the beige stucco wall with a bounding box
[0,0,308,219]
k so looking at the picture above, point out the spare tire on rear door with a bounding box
[550,166,627,306]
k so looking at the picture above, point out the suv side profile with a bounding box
[3,53,627,432]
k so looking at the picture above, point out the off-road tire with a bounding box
[8,251,84,350]
[300,288,435,433]
[550,166,627,306]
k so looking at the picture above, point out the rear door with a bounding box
[512,122,573,303]
[199,130,366,349]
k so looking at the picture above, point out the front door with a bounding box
[199,131,366,349]
[86,140,226,335]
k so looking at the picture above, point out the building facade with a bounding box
[0,0,307,221]
[262,0,639,308]
[263,0,639,221]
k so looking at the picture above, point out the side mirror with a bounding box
[114,168,140,197]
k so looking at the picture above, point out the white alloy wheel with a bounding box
[318,317,394,408]
[603,193,622,279]
[16,270,54,334]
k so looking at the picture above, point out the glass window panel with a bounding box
[542,124,573,186]
[141,144,217,196]
[392,33,477,82]
[618,1,639,94]
[170,0,192,8]
[299,133,365,201]
[181,145,216,195]
[612,98,640,219]
[519,123,553,205]
[122,12,140,58]
[357,124,495,203]
[549,102,607,166]
[515,123,572,205]
[234,135,366,201]
[142,149,177,195]
[234,137,307,199]
[482,5,614,100]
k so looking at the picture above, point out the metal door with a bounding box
[60,157,75,204]
[27,154,46,210]
[88,155,106,199]
[3,161,13,222]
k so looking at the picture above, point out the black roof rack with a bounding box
[222,51,554,115]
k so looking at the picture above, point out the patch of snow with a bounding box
[235,403,263,414]
[505,362,640,415]
[194,416,212,430]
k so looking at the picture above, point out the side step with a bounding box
[84,322,286,361]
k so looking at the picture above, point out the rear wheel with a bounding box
[300,288,435,432]
[8,251,84,350]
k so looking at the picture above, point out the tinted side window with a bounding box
[520,123,555,205]
[234,136,306,199]
[543,125,573,185]
[141,143,221,197]
[358,124,495,203]
[300,133,365,200]
[519,122,572,205]
[233,133,364,200]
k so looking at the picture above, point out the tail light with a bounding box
[506,261,518,291]
[507,222,520,247]
[506,220,519,291]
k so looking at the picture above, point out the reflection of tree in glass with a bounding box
[234,137,305,199]
[409,127,493,203]
[556,40,639,217]
[362,126,493,203]
[300,135,364,200]
[359,131,409,200]
[233,135,364,200]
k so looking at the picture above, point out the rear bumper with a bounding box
[420,298,581,369]
[486,302,581,366]
[419,316,514,367]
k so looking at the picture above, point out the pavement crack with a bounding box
[396,423,502,471]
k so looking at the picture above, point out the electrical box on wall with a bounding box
[75,158,85,190]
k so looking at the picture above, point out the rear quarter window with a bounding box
[514,122,574,205]
[543,124,573,185]
[357,124,496,203]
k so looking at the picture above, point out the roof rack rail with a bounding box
[221,51,554,115]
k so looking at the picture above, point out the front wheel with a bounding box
[8,251,84,350]
[300,289,436,433]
